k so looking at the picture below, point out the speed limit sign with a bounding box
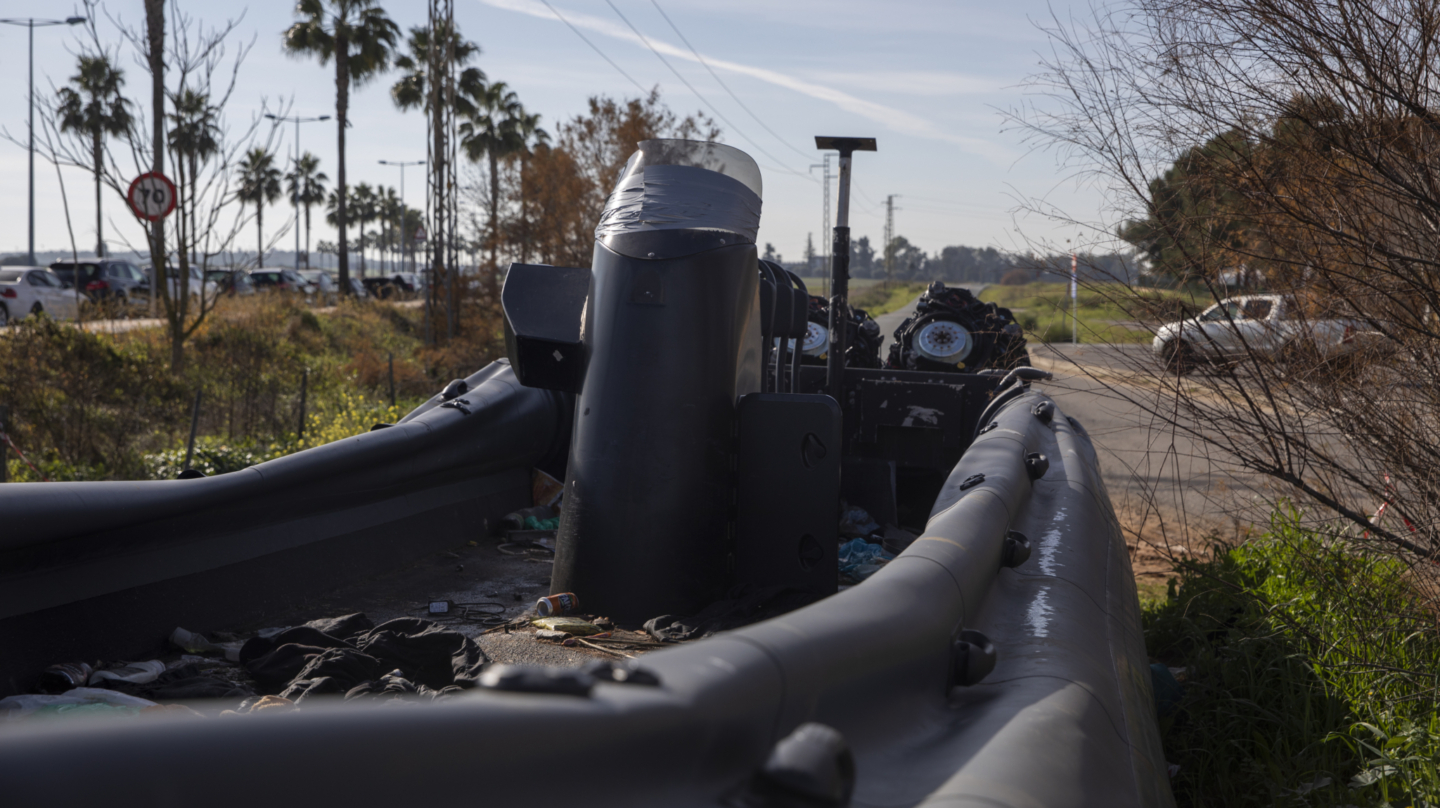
[127,172,177,221]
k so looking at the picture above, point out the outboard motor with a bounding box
[502,140,766,621]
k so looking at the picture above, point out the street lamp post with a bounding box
[378,159,423,274]
[265,113,329,272]
[0,16,86,265]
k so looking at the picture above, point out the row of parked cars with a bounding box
[0,257,426,325]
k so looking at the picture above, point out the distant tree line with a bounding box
[768,237,1139,285]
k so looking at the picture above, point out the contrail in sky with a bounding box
[478,0,1010,163]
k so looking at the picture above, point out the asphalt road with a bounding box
[870,291,1255,543]
[1027,342,1277,545]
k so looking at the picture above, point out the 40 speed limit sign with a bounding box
[127,171,177,221]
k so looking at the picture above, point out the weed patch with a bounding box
[1149,512,1440,806]
[850,281,929,317]
[981,282,1203,344]
[2,296,493,481]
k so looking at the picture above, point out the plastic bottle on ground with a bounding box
[170,627,243,661]
[89,659,167,686]
[36,662,93,694]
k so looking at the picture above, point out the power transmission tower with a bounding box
[884,194,900,287]
[810,154,835,296]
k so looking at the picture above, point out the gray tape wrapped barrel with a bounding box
[502,140,765,621]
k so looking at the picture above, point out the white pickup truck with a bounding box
[1152,294,1383,373]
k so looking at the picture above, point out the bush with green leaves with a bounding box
[1149,511,1440,807]
[144,438,293,479]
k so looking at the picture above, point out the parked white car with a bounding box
[296,270,338,305]
[0,267,80,326]
[1152,294,1384,373]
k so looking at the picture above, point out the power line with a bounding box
[900,193,1009,211]
[846,177,881,211]
[649,0,815,164]
[850,178,883,208]
[603,0,815,183]
[539,0,649,96]
[901,203,1014,220]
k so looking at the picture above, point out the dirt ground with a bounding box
[224,504,1199,655]
[219,538,660,670]
[1112,499,1261,603]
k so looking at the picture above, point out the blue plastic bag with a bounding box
[838,538,894,582]
[839,505,880,538]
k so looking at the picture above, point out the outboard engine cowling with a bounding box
[503,140,765,621]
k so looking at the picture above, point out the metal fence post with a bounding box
[182,390,202,472]
[0,404,9,484]
[297,368,309,441]
[388,353,396,409]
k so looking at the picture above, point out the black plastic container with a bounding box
[550,140,765,621]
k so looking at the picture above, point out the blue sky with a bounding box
[0,0,1108,262]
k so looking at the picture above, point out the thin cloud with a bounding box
[812,71,1003,97]
[479,0,1013,163]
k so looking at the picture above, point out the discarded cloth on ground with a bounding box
[96,659,256,702]
[238,614,487,703]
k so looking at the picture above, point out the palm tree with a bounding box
[377,185,401,272]
[285,152,328,267]
[352,182,378,276]
[461,83,548,272]
[399,205,422,273]
[284,0,399,295]
[237,148,282,265]
[57,54,132,258]
[326,184,376,275]
[390,21,486,117]
[168,88,220,276]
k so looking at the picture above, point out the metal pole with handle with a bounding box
[815,137,877,402]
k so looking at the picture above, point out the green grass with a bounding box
[1148,511,1440,807]
[849,281,930,316]
[980,281,1203,344]
[787,278,928,317]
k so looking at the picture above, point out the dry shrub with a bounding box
[343,347,430,398]
[414,283,506,383]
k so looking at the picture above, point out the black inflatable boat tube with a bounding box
[0,361,571,694]
[0,386,1171,808]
